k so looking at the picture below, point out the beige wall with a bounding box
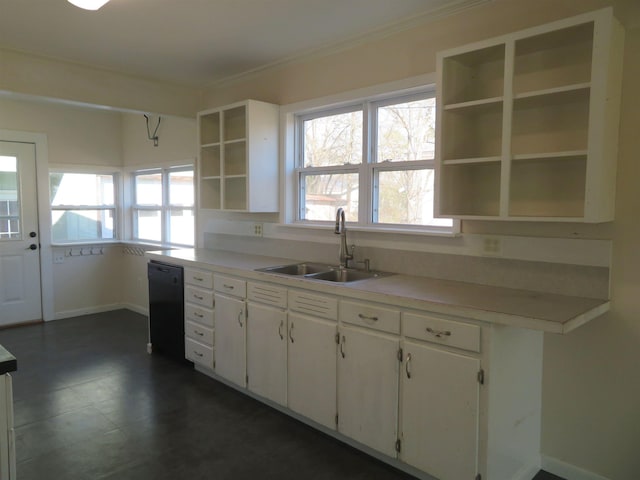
[200,1,640,478]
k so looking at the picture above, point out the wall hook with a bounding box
[144,114,161,147]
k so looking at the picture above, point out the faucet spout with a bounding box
[335,208,353,268]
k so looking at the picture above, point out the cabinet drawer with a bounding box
[184,268,213,289]
[289,290,337,321]
[185,320,214,346]
[403,313,480,353]
[340,300,400,334]
[247,282,287,308]
[185,285,214,308]
[214,275,247,298]
[185,337,214,368]
[185,303,214,328]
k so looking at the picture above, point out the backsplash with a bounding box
[204,233,609,300]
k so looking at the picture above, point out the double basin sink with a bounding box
[257,262,389,283]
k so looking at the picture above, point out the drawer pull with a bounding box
[194,312,204,318]
[405,353,412,379]
[194,351,203,357]
[194,330,204,336]
[426,327,451,338]
[193,276,204,282]
[223,284,235,290]
[358,313,378,322]
[193,294,204,301]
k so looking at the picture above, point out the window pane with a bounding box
[135,173,162,205]
[169,171,194,207]
[50,173,114,206]
[0,156,20,239]
[377,169,452,226]
[135,210,162,242]
[169,208,194,246]
[51,209,115,242]
[303,111,363,167]
[377,98,436,162]
[302,173,358,222]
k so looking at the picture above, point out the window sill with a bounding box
[277,222,461,238]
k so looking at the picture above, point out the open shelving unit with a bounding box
[197,100,279,212]
[435,8,624,222]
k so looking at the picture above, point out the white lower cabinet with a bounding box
[400,340,480,480]
[213,292,246,387]
[246,301,287,406]
[337,325,399,457]
[287,312,337,430]
[0,374,15,480]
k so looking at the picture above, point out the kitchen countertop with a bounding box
[147,248,609,334]
[0,344,17,375]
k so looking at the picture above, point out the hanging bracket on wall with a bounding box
[144,114,161,147]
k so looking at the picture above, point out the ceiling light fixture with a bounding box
[67,0,110,11]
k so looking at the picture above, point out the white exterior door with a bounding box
[0,141,42,326]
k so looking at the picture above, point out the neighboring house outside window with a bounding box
[295,88,453,233]
[49,170,118,243]
[132,166,194,246]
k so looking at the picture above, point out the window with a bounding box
[296,89,453,231]
[50,171,118,243]
[0,156,19,239]
[132,166,194,246]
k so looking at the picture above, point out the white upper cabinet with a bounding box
[435,8,624,222]
[198,99,279,212]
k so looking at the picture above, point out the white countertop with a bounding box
[147,248,609,334]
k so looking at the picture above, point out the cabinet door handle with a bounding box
[358,313,378,322]
[426,327,451,338]
[238,309,244,327]
[278,320,284,340]
[340,335,346,358]
[289,323,294,343]
[405,353,412,379]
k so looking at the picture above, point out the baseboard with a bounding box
[512,463,542,480]
[543,456,610,480]
[53,303,146,320]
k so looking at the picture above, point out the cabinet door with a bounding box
[401,341,480,480]
[214,293,246,387]
[338,326,399,457]
[287,312,337,430]
[246,302,287,406]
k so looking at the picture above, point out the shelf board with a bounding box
[513,82,590,100]
[443,96,503,111]
[442,156,502,165]
[201,176,221,180]
[224,174,247,179]
[201,142,221,148]
[512,150,588,161]
[224,138,247,145]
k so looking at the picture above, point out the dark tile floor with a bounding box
[0,310,563,480]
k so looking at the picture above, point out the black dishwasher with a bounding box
[147,260,188,363]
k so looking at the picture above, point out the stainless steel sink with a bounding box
[257,263,389,283]
[306,269,383,283]
[257,263,335,276]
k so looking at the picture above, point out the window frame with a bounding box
[292,86,454,234]
[48,167,120,244]
[131,165,194,246]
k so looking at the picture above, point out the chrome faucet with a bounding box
[335,207,353,269]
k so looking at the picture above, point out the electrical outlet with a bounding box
[53,253,65,264]
[252,223,263,237]
[482,237,501,256]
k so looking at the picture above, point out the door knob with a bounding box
[29,231,37,238]
[27,244,38,250]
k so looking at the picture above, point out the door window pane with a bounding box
[169,171,194,206]
[377,169,451,227]
[134,173,162,205]
[302,173,358,222]
[51,209,115,242]
[377,98,436,163]
[303,111,363,167]
[0,156,20,239]
[135,210,162,242]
